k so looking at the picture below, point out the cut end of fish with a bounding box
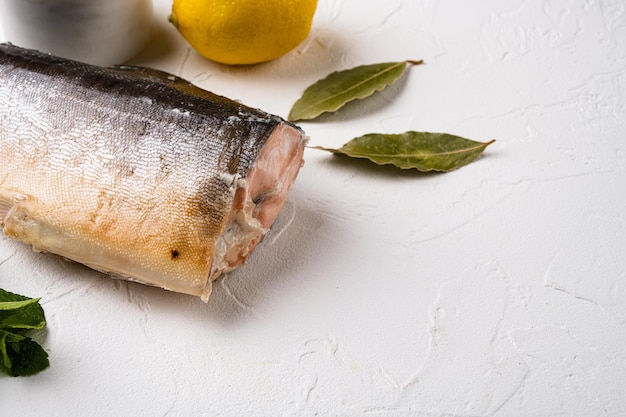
[203,123,307,300]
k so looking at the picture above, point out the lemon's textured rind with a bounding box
[171,0,318,65]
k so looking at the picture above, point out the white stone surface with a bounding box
[1,0,625,415]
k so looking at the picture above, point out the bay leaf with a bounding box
[288,60,423,121]
[311,131,495,171]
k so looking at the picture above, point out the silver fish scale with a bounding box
[0,43,297,297]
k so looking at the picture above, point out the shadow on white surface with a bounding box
[103,192,338,325]
[127,12,180,65]
[0,188,336,327]
[130,18,357,82]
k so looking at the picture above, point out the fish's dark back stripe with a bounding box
[0,42,297,178]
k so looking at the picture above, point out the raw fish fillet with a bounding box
[0,44,307,301]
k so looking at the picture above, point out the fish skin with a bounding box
[0,43,305,299]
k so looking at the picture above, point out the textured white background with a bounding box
[2,0,626,415]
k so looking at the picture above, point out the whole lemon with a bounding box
[170,0,318,65]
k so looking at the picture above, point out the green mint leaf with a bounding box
[0,298,41,311]
[0,288,49,376]
[0,289,46,330]
[0,328,23,371]
[288,60,423,121]
[311,131,495,171]
[0,329,49,377]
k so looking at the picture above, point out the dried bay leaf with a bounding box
[288,60,423,121]
[311,132,495,171]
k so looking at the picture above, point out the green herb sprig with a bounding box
[0,288,49,376]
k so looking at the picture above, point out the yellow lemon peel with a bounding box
[170,0,318,65]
